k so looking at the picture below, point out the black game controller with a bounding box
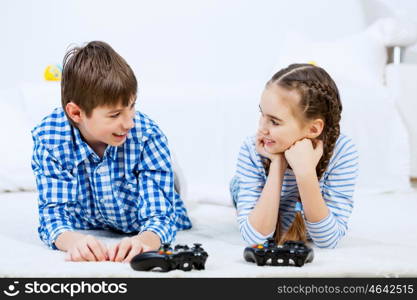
[244,238,314,267]
[130,243,208,272]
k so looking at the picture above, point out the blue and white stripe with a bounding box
[231,133,359,248]
[32,108,192,249]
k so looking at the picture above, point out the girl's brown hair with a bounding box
[266,63,342,244]
[61,41,137,124]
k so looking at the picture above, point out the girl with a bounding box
[230,63,358,248]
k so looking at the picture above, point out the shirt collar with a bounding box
[71,126,119,165]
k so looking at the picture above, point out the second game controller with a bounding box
[130,243,208,272]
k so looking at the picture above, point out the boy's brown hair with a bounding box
[61,41,137,124]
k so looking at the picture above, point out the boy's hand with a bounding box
[284,138,323,176]
[64,234,109,262]
[108,232,161,263]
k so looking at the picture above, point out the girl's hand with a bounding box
[256,134,287,174]
[284,138,323,176]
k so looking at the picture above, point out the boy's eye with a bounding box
[110,113,120,118]
[271,119,279,126]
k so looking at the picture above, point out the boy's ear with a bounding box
[65,102,82,124]
[305,118,324,139]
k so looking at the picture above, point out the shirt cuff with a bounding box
[305,212,334,230]
[242,218,275,245]
[140,216,175,244]
[49,226,74,250]
[305,212,340,248]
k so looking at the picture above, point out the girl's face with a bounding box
[258,84,310,154]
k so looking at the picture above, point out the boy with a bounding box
[31,41,192,262]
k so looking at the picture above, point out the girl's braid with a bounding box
[268,64,343,244]
[302,80,342,179]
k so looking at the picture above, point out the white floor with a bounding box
[0,187,417,277]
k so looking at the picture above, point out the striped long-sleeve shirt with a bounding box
[233,133,359,248]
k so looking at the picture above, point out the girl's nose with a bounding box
[258,117,268,134]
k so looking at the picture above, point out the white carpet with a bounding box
[1,189,417,277]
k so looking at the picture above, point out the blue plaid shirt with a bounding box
[31,108,192,249]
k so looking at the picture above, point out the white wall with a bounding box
[9,1,413,199]
[0,0,366,90]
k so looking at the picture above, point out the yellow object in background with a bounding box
[44,65,62,81]
[307,61,317,66]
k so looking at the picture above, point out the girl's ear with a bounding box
[65,102,83,124]
[306,118,324,139]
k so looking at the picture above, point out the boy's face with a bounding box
[68,98,136,153]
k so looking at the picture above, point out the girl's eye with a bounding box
[271,119,279,126]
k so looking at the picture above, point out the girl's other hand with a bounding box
[284,138,323,176]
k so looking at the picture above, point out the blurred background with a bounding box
[0,0,416,204]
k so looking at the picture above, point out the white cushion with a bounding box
[0,88,35,191]
[367,17,417,47]
[274,29,387,87]
[339,77,411,193]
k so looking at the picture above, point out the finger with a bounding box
[71,248,84,262]
[80,244,98,262]
[301,138,312,146]
[115,238,132,262]
[108,244,118,262]
[65,251,71,261]
[256,137,263,147]
[314,140,324,154]
[315,139,324,149]
[87,239,107,261]
[123,243,143,263]
[142,243,154,253]
[98,240,109,261]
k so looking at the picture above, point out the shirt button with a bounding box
[97,166,104,174]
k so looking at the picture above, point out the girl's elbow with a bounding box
[313,232,345,249]
[315,241,338,249]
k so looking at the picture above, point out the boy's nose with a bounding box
[122,116,135,130]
